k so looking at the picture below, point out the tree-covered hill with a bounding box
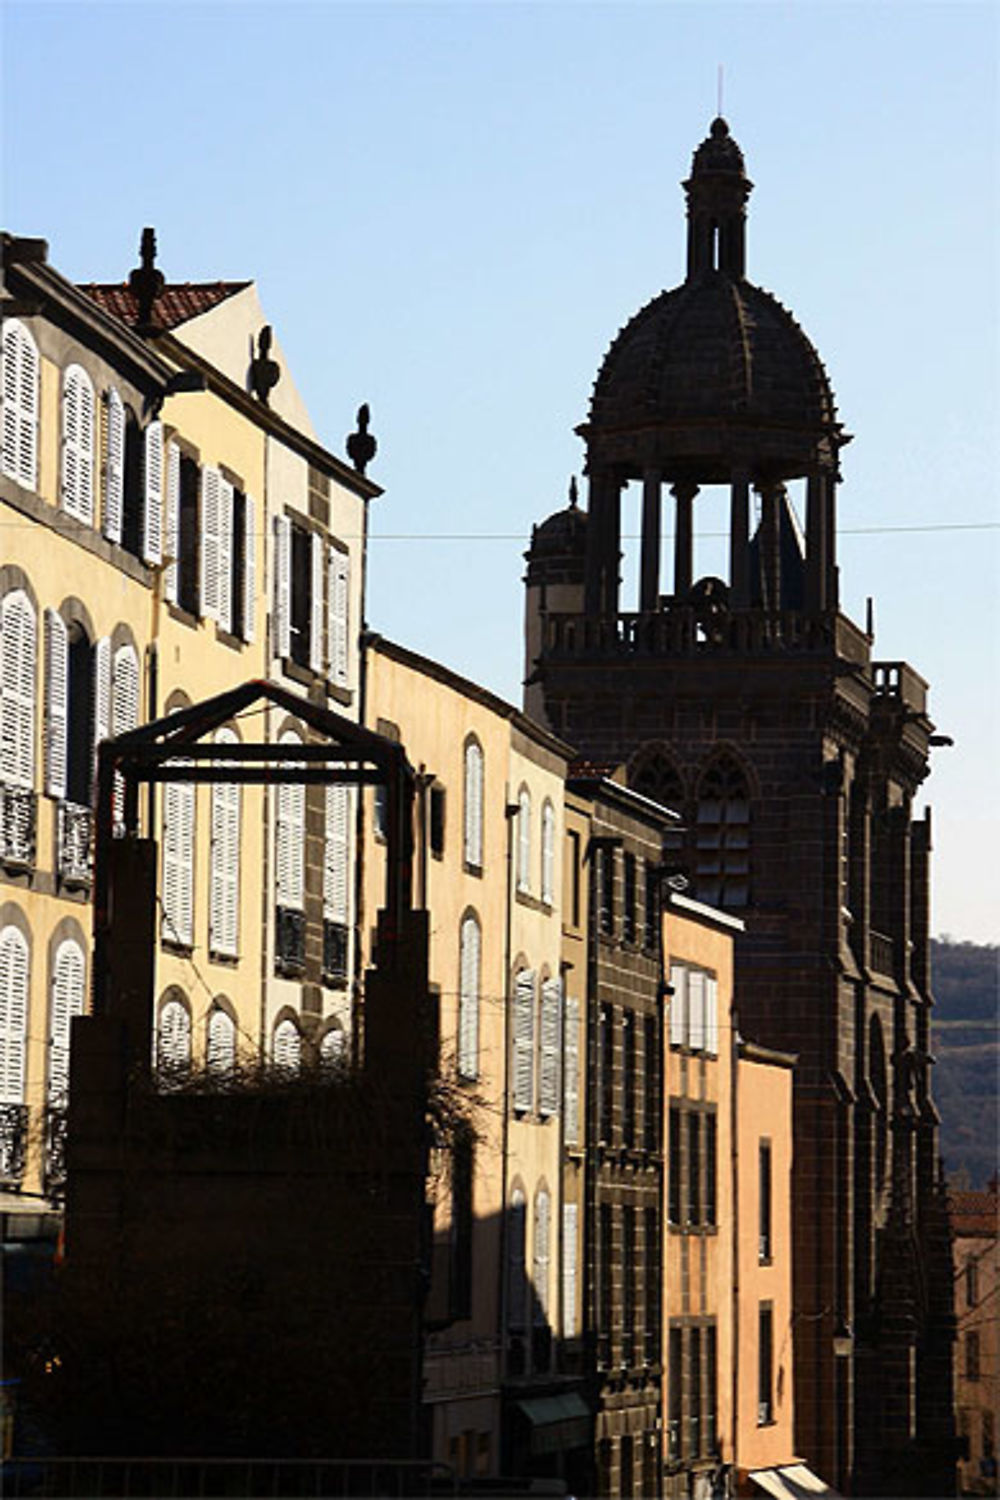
[931,938,998,1188]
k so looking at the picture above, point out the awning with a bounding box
[516,1393,591,1455]
[750,1464,841,1499]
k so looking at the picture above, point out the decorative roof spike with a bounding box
[249,324,281,404]
[347,403,377,475]
[128,227,165,334]
[569,475,579,510]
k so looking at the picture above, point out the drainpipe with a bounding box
[731,991,741,1481]
[497,793,518,1464]
[351,492,373,1064]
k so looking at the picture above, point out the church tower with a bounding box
[524,120,955,1496]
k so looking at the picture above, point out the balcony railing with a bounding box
[322,919,349,987]
[43,1105,68,1197]
[275,905,306,976]
[57,800,94,887]
[0,783,36,868]
[0,1102,28,1185]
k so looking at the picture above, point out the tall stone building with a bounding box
[524,120,955,1495]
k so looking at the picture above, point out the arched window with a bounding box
[538,974,562,1117]
[206,1007,237,1074]
[209,728,240,959]
[161,762,195,949]
[273,1016,301,1071]
[157,996,191,1073]
[0,925,29,1107]
[516,787,532,894]
[61,364,96,524]
[1,589,37,794]
[540,799,555,906]
[49,937,85,1105]
[458,911,481,1080]
[630,745,684,809]
[507,1186,527,1332]
[533,1185,551,1330]
[463,737,484,871]
[320,1023,347,1065]
[695,754,750,907]
[1,318,39,490]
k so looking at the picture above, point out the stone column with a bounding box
[671,482,697,599]
[806,471,839,614]
[757,481,783,612]
[584,474,622,617]
[639,468,662,613]
[729,470,751,608]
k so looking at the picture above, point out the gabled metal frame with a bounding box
[93,677,415,1016]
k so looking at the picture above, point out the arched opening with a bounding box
[695,754,750,907]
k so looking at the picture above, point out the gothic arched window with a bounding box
[629,745,684,811]
[695,755,750,908]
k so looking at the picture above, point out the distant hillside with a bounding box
[931,938,998,1189]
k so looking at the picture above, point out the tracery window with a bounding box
[695,754,750,907]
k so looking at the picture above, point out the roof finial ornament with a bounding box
[129,226,165,336]
[249,325,281,405]
[569,475,579,510]
[347,403,377,476]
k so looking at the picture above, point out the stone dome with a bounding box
[530,478,588,558]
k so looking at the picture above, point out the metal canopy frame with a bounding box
[93,678,415,1016]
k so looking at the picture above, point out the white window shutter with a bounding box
[533,1188,551,1322]
[242,493,256,642]
[689,969,706,1052]
[463,741,483,869]
[1,324,20,483]
[563,995,580,1146]
[562,1201,578,1339]
[0,590,36,791]
[217,477,233,633]
[206,1008,236,1073]
[49,939,85,1105]
[309,532,324,673]
[209,728,240,958]
[517,789,531,893]
[161,769,194,947]
[273,515,291,659]
[669,964,688,1048]
[0,926,29,1105]
[142,420,163,565]
[92,636,111,791]
[512,968,535,1112]
[164,442,180,603]
[538,975,562,1116]
[61,365,95,524]
[324,783,350,924]
[44,608,68,800]
[328,547,349,687]
[273,1018,301,1071]
[103,388,125,543]
[541,800,555,905]
[276,731,304,910]
[705,976,719,1056]
[17,326,39,489]
[111,645,140,829]
[320,1025,346,1063]
[201,467,221,621]
[158,999,191,1071]
[458,913,481,1080]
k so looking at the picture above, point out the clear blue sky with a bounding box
[4,1,998,942]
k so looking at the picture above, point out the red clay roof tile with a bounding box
[79,280,250,332]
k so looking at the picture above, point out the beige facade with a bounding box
[951,1183,999,1497]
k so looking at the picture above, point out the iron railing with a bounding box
[0,1102,28,1184]
[0,783,35,868]
[43,1104,68,1196]
[323,918,349,986]
[275,905,306,975]
[57,799,94,886]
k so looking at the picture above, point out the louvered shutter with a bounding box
[142,420,163,564]
[103,388,125,542]
[49,939,85,1105]
[458,913,481,1080]
[276,731,304,910]
[538,975,562,1116]
[517,789,531,892]
[1,591,36,790]
[164,442,180,603]
[242,493,256,642]
[328,547,349,687]
[463,741,483,869]
[273,1018,301,1070]
[61,365,95,523]
[563,995,580,1146]
[206,1008,236,1073]
[0,926,29,1105]
[273,515,291,659]
[217,477,233,633]
[2,322,39,490]
[705,976,719,1056]
[161,769,195,947]
[324,783,350,923]
[541,800,555,905]
[669,964,688,1048]
[689,969,706,1052]
[508,1189,527,1328]
[309,532,324,672]
[533,1188,551,1321]
[320,1025,346,1063]
[512,968,535,1112]
[44,609,68,800]
[562,1201,578,1339]
[110,645,139,826]
[1,323,21,483]
[210,729,240,958]
[92,636,110,792]
[201,467,221,620]
[158,999,191,1071]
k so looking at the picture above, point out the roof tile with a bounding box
[79,280,250,332]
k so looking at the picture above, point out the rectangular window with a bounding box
[568,828,581,928]
[599,1003,614,1144]
[177,453,200,616]
[644,860,658,949]
[705,1112,717,1226]
[599,1204,613,1367]
[644,1206,659,1363]
[622,1207,635,1366]
[643,1013,658,1152]
[689,1325,702,1457]
[965,1255,978,1308]
[429,784,446,858]
[598,845,614,936]
[290,523,311,668]
[759,1303,774,1423]
[705,1323,718,1454]
[687,1111,701,1226]
[668,1326,683,1460]
[620,1435,633,1499]
[759,1139,773,1262]
[229,488,247,639]
[622,1009,636,1147]
[966,1330,980,1381]
[562,1201,578,1340]
[623,852,636,943]
[669,1105,682,1225]
[450,1130,473,1321]
[669,963,688,1047]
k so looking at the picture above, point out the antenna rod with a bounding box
[717,64,724,117]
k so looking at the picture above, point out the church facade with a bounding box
[523,119,955,1496]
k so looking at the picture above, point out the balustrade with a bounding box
[57,800,94,886]
[0,783,36,868]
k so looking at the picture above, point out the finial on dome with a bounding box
[710,116,730,138]
[569,475,579,510]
